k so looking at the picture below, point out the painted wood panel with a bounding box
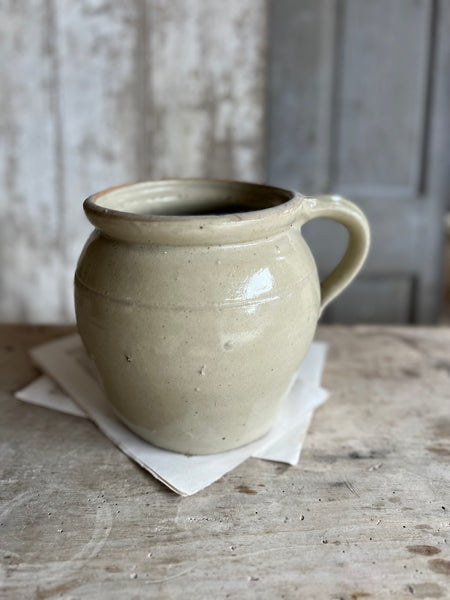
[268,0,433,196]
[0,0,65,321]
[267,0,336,193]
[326,276,413,324]
[146,0,266,182]
[415,0,450,321]
[56,0,143,318]
[268,0,449,323]
[333,0,432,194]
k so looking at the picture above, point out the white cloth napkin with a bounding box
[16,334,328,495]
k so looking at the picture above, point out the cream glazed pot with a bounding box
[75,180,370,454]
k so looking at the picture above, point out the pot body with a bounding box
[75,226,319,454]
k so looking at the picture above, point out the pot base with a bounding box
[115,410,273,456]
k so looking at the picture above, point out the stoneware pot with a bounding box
[75,179,370,454]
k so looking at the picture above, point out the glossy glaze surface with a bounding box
[75,180,369,454]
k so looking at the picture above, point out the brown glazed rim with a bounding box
[83,179,305,246]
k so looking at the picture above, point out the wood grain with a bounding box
[1,325,450,598]
[327,275,413,323]
[56,0,143,317]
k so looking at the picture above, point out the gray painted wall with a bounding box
[267,0,450,323]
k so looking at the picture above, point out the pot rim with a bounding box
[83,178,305,246]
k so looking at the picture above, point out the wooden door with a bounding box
[267,0,450,323]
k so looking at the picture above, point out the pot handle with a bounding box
[299,195,370,314]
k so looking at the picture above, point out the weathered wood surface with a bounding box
[1,325,450,599]
[0,0,266,323]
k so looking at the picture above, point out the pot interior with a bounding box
[93,180,294,217]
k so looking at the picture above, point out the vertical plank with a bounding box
[57,0,142,319]
[0,0,64,322]
[145,0,266,182]
[267,0,337,193]
[333,0,432,193]
[415,0,450,321]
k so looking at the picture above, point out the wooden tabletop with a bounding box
[1,325,449,599]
